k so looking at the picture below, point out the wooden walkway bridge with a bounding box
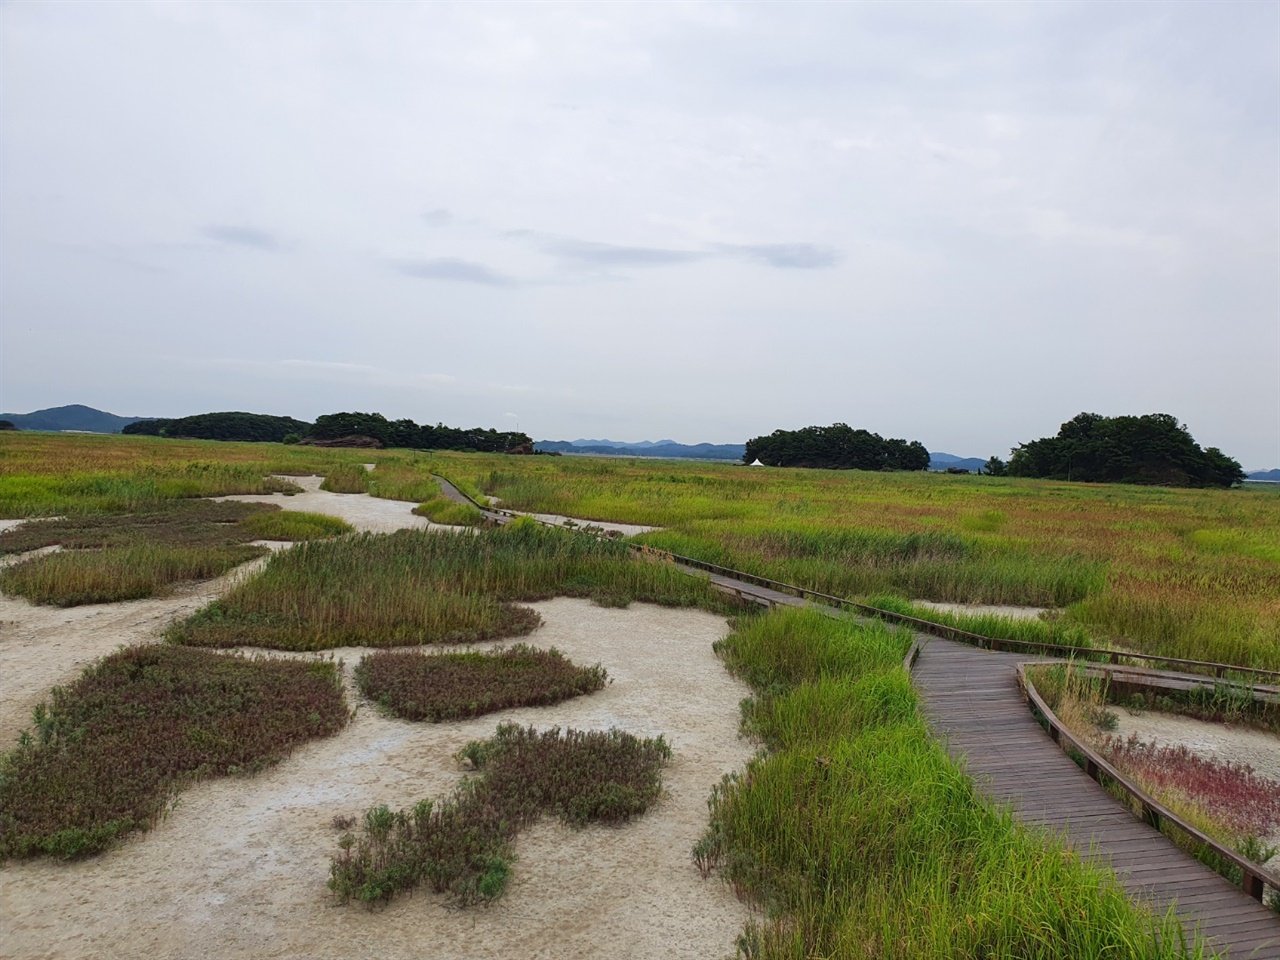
[434,476,1280,957]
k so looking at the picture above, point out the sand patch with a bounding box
[913,600,1053,621]
[217,475,457,534]
[0,598,754,959]
[514,512,658,538]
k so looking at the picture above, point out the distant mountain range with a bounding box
[1246,469,1280,482]
[537,439,747,460]
[0,404,154,433]
[928,452,989,472]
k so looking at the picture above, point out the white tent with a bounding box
[749,458,766,466]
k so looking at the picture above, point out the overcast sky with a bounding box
[2,2,1277,466]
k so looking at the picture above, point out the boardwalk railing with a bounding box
[436,473,1280,687]
[1018,664,1278,903]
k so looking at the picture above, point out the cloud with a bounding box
[716,243,841,269]
[514,232,837,271]
[390,258,518,286]
[422,208,453,227]
[201,225,283,250]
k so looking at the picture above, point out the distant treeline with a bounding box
[123,410,531,452]
[1005,412,1244,488]
[744,424,930,471]
[124,412,309,443]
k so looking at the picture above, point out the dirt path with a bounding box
[0,599,753,960]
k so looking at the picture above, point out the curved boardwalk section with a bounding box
[913,638,1280,959]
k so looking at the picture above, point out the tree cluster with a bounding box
[122,410,531,453]
[743,424,930,471]
[123,412,309,443]
[1006,413,1243,488]
[310,412,530,452]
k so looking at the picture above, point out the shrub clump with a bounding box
[236,510,353,540]
[329,723,670,906]
[356,645,607,721]
[0,645,350,860]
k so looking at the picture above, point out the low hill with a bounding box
[537,439,746,460]
[1246,469,1280,482]
[0,404,153,433]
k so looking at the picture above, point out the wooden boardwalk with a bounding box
[433,476,1280,956]
[914,639,1280,959]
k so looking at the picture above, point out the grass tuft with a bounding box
[412,495,484,526]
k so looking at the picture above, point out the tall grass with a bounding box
[1,542,266,606]
[697,608,1203,959]
[435,452,1280,670]
[413,494,484,526]
[0,501,350,606]
[0,645,349,860]
[170,523,739,651]
[320,464,370,494]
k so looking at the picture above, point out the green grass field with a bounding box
[431,452,1280,670]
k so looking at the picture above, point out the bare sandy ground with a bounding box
[487,496,658,537]
[913,599,1052,621]
[216,475,444,534]
[1,494,755,960]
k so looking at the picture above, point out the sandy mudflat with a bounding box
[0,593,754,960]
[216,475,442,534]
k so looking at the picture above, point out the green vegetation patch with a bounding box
[357,645,607,721]
[170,523,737,651]
[236,510,353,540]
[697,607,1201,959]
[320,463,371,494]
[0,645,349,860]
[413,494,484,526]
[329,723,669,906]
[0,542,265,606]
[0,500,349,606]
[862,593,1094,652]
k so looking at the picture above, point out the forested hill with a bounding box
[1007,413,1243,488]
[744,424,930,470]
[0,404,153,433]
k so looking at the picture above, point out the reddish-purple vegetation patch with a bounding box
[355,644,608,722]
[1101,734,1280,838]
[329,723,670,906]
[0,645,350,860]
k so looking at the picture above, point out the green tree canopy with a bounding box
[744,424,930,471]
[1006,413,1244,487]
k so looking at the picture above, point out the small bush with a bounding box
[356,644,607,721]
[0,645,349,860]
